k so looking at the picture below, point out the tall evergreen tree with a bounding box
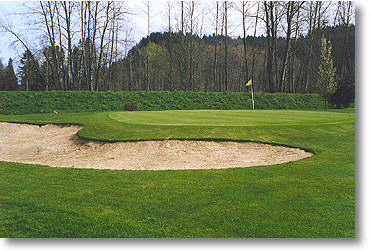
[315,36,337,98]
[4,58,18,90]
[19,50,44,90]
[0,60,5,90]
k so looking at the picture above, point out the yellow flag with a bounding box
[245,80,252,86]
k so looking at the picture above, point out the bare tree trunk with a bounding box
[279,2,295,92]
[80,2,86,89]
[317,1,322,29]
[224,1,228,91]
[290,4,300,93]
[91,1,100,90]
[108,18,115,90]
[305,1,319,92]
[242,1,249,89]
[55,3,67,90]
[272,2,278,92]
[167,1,174,90]
[86,1,92,90]
[219,6,225,92]
[181,1,184,34]
[62,1,74,90]
[251,2,260,89]
[146,1,150,90]
[47,1,60,89]
[40,1,59,89]
[95,1,112,91]
[188,2,194,90]
[213,2,219,92]
[264,1,274,93]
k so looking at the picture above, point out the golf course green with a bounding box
[0,109,355,237]
[110,110,351,126]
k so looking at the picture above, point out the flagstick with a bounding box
[251,85,255,110]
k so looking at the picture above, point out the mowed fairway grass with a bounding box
[0,109,355,238]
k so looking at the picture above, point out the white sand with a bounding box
[0,122,312,170]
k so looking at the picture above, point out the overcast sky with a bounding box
[0,0,275,68]
[0,0,354,70]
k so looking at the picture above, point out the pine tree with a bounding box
[316,35,337,98]
[19,50,44,90]
[0,61,5,90]
[4,58,18,90]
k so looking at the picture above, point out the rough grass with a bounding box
[0,109,355,238]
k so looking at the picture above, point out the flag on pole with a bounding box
[245,79,252,86]
[240,80,252,87]
[240,79,255,110]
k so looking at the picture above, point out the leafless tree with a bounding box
[188,1,195,90]
[213,1,219,91]
[40,1,62,89]
[235,1,255,89]
[278,1,304,92]
[167,1,175,90]
[181,1,184,34]
[60,1,74,89]
[250,1,260,89]
[224,1,228,91]
[144,1,150,90]
[263,1,275,92]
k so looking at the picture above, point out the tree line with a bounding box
[0,1,355,105]
[113,24,354,94]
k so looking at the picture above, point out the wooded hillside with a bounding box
[0,1,355,106]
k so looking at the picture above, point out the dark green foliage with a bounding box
[124,101,138,111]
[0,61,5,90]
[0,91,327,115]
[323,25,355,85]
[329,77,355,108]
[3,58,18,90]
[19,50,44,91]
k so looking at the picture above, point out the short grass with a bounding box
[110,110,351,126]
[0,109,355,238]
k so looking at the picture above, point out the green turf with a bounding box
[110,110,351,126]
[0,109,355,238]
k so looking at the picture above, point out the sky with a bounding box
[0,0,271,69]
[0,0,354,70]
[0,1,25,64]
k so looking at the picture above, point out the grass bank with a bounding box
[0,91,327,115]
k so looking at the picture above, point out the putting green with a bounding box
[109,109,353,127]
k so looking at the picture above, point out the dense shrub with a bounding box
[124,101,138,111]
[329,77,355,108]
[0,91,327,115]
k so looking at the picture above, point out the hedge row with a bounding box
[0,91,327,115]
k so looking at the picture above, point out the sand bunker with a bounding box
[0,122,312,170]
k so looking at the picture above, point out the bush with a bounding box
[329,77,355,108]
[124,101,138,111]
